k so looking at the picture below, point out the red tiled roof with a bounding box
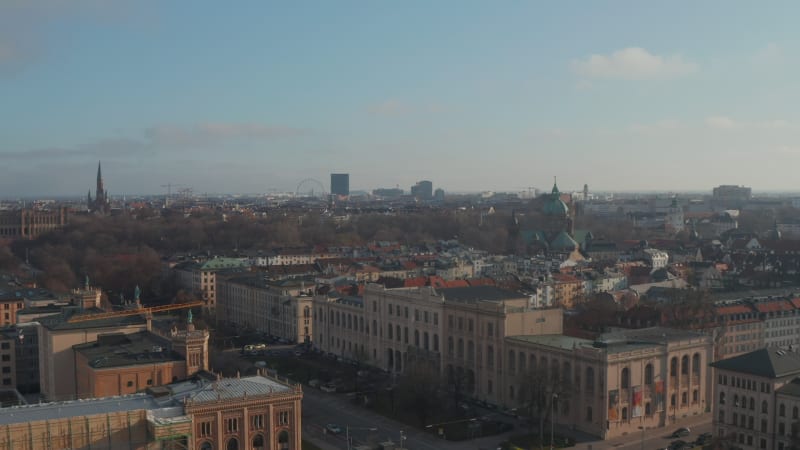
[790,298,800,309]
[444,280,469,288]
[467,278,496,287]
[715,304,754,315]
[751,300,795,313]
[403,277,427,288]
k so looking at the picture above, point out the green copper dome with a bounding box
[543,180,569,215]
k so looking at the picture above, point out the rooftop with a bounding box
[437,286,527,304]
[38,307,148,331]
[712,348,800,379]
[73,331,180,369]
[506,334,593,351]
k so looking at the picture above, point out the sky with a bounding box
[2,1,800,197]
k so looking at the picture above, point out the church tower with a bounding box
[90,161,110,213]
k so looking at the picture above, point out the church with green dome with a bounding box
[520,178,591,257]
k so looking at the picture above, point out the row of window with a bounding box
[198,412,289,437]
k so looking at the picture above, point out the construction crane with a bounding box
[67,301,204,323]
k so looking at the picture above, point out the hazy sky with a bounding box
[2,1,800,197]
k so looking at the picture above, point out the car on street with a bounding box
[671,427,691,438]
[669,440,690,450]
[695,432,713,446]
[325,423,342,434]
[320,383,337,393]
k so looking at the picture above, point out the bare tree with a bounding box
[397,364,443,427]
[517,366,572,450]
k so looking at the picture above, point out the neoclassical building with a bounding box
[0,373,302,450]
[312,283,713,439]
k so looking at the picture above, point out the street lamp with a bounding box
[638,426,645,450]
[346,426,377,450]
[551,393,558,450]
[399,430,406,450]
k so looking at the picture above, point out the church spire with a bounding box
[551,176,560,195]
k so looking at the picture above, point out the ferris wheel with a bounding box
[295,178,327,198]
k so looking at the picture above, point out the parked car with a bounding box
[325,423,342,434]
[671,427,691,438]
[308,379,320,388]
[320,383,337,393]
[695,432,713,446]
[669,440,689,450]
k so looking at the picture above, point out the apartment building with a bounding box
[217,275,313,344]
[711,348,800,450]
[173,258,249,311]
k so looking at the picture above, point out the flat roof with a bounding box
[38,308,148,331]
[506,334,593,351]
[73,331,181,369]
[0,393,160,426]
[438,286,527,304]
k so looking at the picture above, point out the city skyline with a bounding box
[2,1,800,196]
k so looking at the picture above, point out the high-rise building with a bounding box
[411,180,433,200]
[330,173,350,197]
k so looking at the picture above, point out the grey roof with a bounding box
[73,331,181,369]
[506,334,593,350]
[776,378,800,397]
[0,393,160,426]
[438,286,527,303]
[38,308,148,331]
[186,376,293,404]
[712,348,800,379]
[0,375,296,426]
[598,327,707,345]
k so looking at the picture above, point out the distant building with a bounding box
[330,173,350,197]
[713,185,752,205]
[411,180,433,200]
[372,187,404,198]
[434,188,445,201]
[173,257,249,312]
[0,207,68,240]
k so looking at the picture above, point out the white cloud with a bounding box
[705,116,737,130]
[753,43,783,65]
[571,47,697,80]
[368,99,409,116]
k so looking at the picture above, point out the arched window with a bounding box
[621,367,630,389]
[645,364,654,385]
[252,434,265,450]
[509,350,516,373]
[586,367,595,391]
[670,357,678,376]
[681,355,689,375]
[226,437,239,450]
[734,394,739,407]
[519,353,526,373]
[780,403,786,417]
[433,334,439,352]
[749,397,755,410]
[200,442,213,450]
[762,400,768,413]
[692,353,701,374]
[278,430,290,450]
[530,354,537,370]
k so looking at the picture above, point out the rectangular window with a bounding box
[200,421,213,437]
[279,411,290,425]
[252,414,264,429]
[226,418,238,433]
[448,315,453,328]
[415,310,419,321]
[434,313,439,325]
[0,355,8,362]
[388,304,393,315]
[468,319,474,332]
[424,311,429,323]
[458,317,463,330]
[487,323,494,337]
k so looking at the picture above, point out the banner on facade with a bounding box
[632,386,643,417]
[608,389,619,421]
[655,380,665,412]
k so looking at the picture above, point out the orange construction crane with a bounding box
[67,301,205,323]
